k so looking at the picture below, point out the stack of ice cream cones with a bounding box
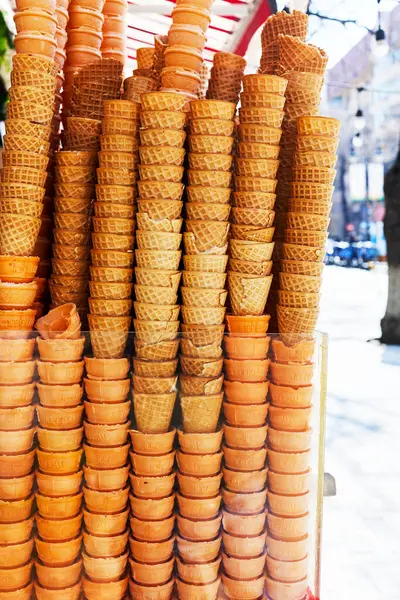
[82,357,131,600]
[160,0,212,101]
[123,61,158,104]
[136,46,155,74]
[259,10,308,75]
[0,258,38,598]
[133,91,187,428]
[276,115,340,345]
[181,99,236,433]
[101,0,126,63]
[88,99,140,359]
[49,149,96,323]
[128,429,176,598]
[176,429,223,600]
[153,34,168,84]
[34,304,84,599]
[221,315,270,600]
[207,52,246,106]
[228,74,287,322]
[266,338,315,600]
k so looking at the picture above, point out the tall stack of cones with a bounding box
[176,429,223,600]
[133,91,186,432]
[101,0,126,63]
[0,262,38,598]
[181,99,236,434]
[228,74,287,322]
[266,338,315,600]
[34,304,84,599]
[221,315,270,600]
[88,99,139,359]
[207,52,246,106]
[276,115,340,345]
[259,10,308,75]
[128,429,176,599]
[82,357,131,600]
[50,148,95,324]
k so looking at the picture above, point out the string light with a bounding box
[354,88,366,131]
[353,133,364,148]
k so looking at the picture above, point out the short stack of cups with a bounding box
[206,52,246,106]
[175,428,223,600]
[50,149,97,322]
[13,0,57,66]
[89,99,140,359]
[277,116,340,346]
[101,0,127,63]
[34,305,84,599]
[161,0,213,99]
[221,315,270,600]
[265,338,315,600]
[82,356,131,600]
[0,269,37,598]
[0,53,57,259]
[180,99,235,423]
[133,91,187,419]
[128,428,176,599]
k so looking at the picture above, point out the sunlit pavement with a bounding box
[318,265,400,600]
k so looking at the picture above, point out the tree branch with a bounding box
[306,9,374,33]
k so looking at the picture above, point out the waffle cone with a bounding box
[180,375,223,396]
[96,184,135,205]
[137,213,182,233]
[277,290,320,309]
[54,213,91,232]
[186,203,230,223]
[182,271,226,290]
[139,128,186,149]
[91,250,133,269]
[180,355,223,378]
[228,272,272,316]
[141,91,185,112]
[139,164,184,184]
[186,186,231,205]
[140,110,186,131]
[185,221,230,254]
[4,133,50,154]
[190,118,234,137]
[181,323,225,346]
[279,272,322,294]
[297,134,339,154]
[297,116,340,137]
[278,34,328,76]
[134,393,176,434]
[89,281,132,300]
[280,259,324,277]
[292,167,336,186]
[234,176,277,194]
[228,258,272,276]
[280,243,325,263]
[53,229,91,247]
[136,231,182,251]
[284,230,328,248]
[134,285,178,305]
[0,199,43,218]
[93,217,135,236]
[283,71,324,93]
[242,74,288,95]
[277,305,318,345]
[137,200,183,220]
[92,233,134,252]
[181,287,227,308]
[7,100,53,125]
[184,233,227,256]
[134,339,180,361]
[233,192,276,210]
[189,135,234,155]
[89,298,132,316]
[180,393,223,433]
[180,337,222,359]
[286,212,330,231]
[103,100,140,121]
[190,99,235,120]
[54,197,91,214]
[123,75,157,102]
[181,306,226,326]
[139,146,185,167]
[90,266,133,283]
[88,315,131,359]
[94,203,135,220]
[134,319,179,340]
[135,269,181,291]
[240,92,286,110]
[138,181,184,201]
[0,214,41,256]
[290,182,333,202]
[231,208,275,229]
[134,302,180,322]
[183,254,228,273]
[135,250,181,271]
[230,239,274,262]
[133,374,177,395]
[293,151,337,169]
[188,153,233,173]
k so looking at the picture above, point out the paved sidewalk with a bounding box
[318,266,400,600]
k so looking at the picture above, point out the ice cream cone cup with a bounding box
[134,393,176,434]
[180,392,223,433]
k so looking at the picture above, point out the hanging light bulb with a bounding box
[353,133,363,148]
[354,108,366,131]
[374,27,390,57]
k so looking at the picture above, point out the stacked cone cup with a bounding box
[276,115,340,346]
[133,91,187,432]
[101,0,127,64]
[265,338,315,600]
[228,74,287,325]
[34,304,84,599]
[88,99,140,360]
[221,315,270,600]
[50,148,96,324]
[161,0,213,102]
[0,263,38,598]
[82,357,131,600]
[259,10,308,75]
[128,429,176,599]
[181,98,236,436]
[207,52,246,106]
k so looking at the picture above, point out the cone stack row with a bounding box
[87,99,139,360]
[221,314,270,599]
[82,357,131,600]
[49,148,95,323]
[276,115,340,345]
[207,52,246,106]
[34,305,84,599]
[101,0,126,63]
[180,99,236,435]
[132,91,187,436]
[0,263,38,598]
[265,338,315,600]
[128,429,176,598]
[175,429,222,600]
[228,74,287,322]
[160,0,212,102]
